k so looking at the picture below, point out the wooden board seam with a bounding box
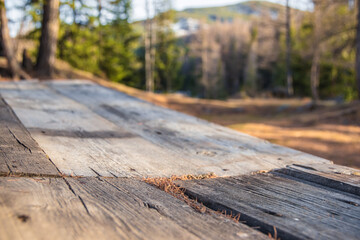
[178,180,296,240]
[273,166,360,196]
[0,96,60,176]
[176,172,360,240]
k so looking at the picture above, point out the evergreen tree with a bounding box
[154,9,183,92]
[99,0,141,86]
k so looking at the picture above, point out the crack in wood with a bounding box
[4,160,12,174]
[78,195,91,215]
[274,167,360,196]
[45,156,63,176]
[0,172,62,178]
[292,164,317,171]
[63,177,91,216]
[336,198,359,206]
[28,128,136,139]
[142,201,163,214]
[7,127,32,153]
[89,167,101,177]
[99,177,169,217]
[182,184,302,240]
[108,171,118,178]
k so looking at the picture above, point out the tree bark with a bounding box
[36,0,60,78]
[22,49,33,72]
[311,0,321,103]
[201,29,209,98]
[286,0,293,96]
[97,0,103,67]
[356,0,360,99]
[310,48,320,102]
[71,0,77,24]
[0,0,30,80]
[145,0,154,92]
[150,0,157,92]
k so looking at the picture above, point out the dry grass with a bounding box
[143,174,216,214]
[229,123,360,169]
[268,226,280,240]
[143,173,241,223]
[144,176,207,213]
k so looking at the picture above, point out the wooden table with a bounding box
[0,80,359,240]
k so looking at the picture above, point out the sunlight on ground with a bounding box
[229,123,359,143]
[229,123,360,169]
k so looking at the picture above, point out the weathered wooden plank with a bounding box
[177,173,360,240]
[45,80,330,176]
[0,80,330,178]
[0,97,59,176]
[0,81,123,132]
[31,135,210,177]
[0,176,267,240]
[274,164,360,196]
[0,81,203,177]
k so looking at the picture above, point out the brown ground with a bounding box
[1,58,360,169]
[157,97,360,169]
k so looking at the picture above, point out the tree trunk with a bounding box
[166,74,172,93]
[145,0,154,92]
[97,0,103,68]
[286,0,293,96]
[150,0,157,92]
[244,29,258,97]
[310,48,320,102]
[201,29,209,98]
[22,49,33,72]
[311,0,321,103]
[150,21,156,92]
[0,0,30,80]
[356,0,360,99]
[36,0,60,78]
[72,0,77,24]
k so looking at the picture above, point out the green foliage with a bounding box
[154,10,184,92]
[21,0,357,100]
[58,24,102,75]
[273,7,357,101]
[56,0,141,86]
[100,22,141,87]
[319,63,356,101]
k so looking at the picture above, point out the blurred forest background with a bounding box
[0,0,359,168]
[1,0,359,100]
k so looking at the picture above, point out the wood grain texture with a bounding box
[0,96,58,176]
[274,164,360,196]
[0,176,267,240]
[177,173,360,240]
[46,80,330,177]
[0,80,330,177]
[0,81,196,177]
